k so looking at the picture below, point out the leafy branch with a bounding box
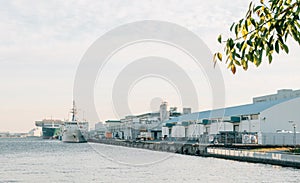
[213,0,300,74]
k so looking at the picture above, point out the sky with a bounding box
[0,0,299,132]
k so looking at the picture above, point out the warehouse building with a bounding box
[105,102,182,140]
[163,89,300,145]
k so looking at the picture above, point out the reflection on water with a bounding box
[0,138,299,182]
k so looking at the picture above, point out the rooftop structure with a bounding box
[105,120,121,125]
[253,89,300,103]
[159,101,169,122]
[183,107,192,115]
[168,98,289,123]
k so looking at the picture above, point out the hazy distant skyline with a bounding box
[1,0,299,132]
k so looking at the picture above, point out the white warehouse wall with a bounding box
[171,126,185,138]
[123,127,132,140]
[187,124,204,137]
[239,119,260,133]
[210,122,233,134]
[162,127,169,137]
[260,97,300,133]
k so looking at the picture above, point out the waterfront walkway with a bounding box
[207,147,300,168]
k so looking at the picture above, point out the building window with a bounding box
[234,125,239,132]
[241,116,249,120]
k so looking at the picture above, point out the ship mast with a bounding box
[71,100,77,121]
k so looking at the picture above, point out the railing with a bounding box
[207,147,300,166]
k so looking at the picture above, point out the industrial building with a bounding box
[104,102,184,140]
[163,89,300,145]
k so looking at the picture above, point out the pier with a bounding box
[88,139,300,168]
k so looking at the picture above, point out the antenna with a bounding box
[71,100,77,121]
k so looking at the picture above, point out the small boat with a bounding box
[62,101,89,143]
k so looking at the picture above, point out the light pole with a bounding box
[289,121,296,149]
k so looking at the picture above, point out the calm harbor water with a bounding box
[0,138,299,183]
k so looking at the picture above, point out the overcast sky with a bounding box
[1,0,299,132]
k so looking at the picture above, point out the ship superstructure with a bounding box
[61,101,89,143]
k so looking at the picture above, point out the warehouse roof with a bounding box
[166,98,296,123]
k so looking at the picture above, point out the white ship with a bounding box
[62,101,89,143]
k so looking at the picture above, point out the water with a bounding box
[0,138,299,183]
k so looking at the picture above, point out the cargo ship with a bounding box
[35,119,63,139]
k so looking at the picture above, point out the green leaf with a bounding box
[253,55,258,66]
[284,32,288,42]
[234,60,241,66]
[269,44,274,51]
[241,41,247,52]
[268,54,273,64]
[291,29,300,44]
[217,35,222,43]
[268,35,274,47]
[246,54,250,61]
[241,49,246,58]
[244,20,248,31]
[232,52,236,60]
[266,46,270,56]
[247,40,252,46]
[236,42,241,50]
[215,0,299,73]
[242,60,248,70]
[282,44,289,53]
[230,23,235,31]
[248,2,253,10]
[269,22,275,32]
[250,18,256,26]
[258,49,263,65]
[275,40,279,53]
[234,24,239,36]
[249,51,254,61]
[278,36,284,46]
[229,39,234,49]
[275,23,282,35]
[254,5,262,12]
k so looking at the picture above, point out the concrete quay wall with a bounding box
[88,139,206,155]
[88,139,300,168]
[207,147,300,168]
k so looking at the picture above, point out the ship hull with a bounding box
[62,129,87,143]
[61,101,89,143]
[42,127,60,139]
